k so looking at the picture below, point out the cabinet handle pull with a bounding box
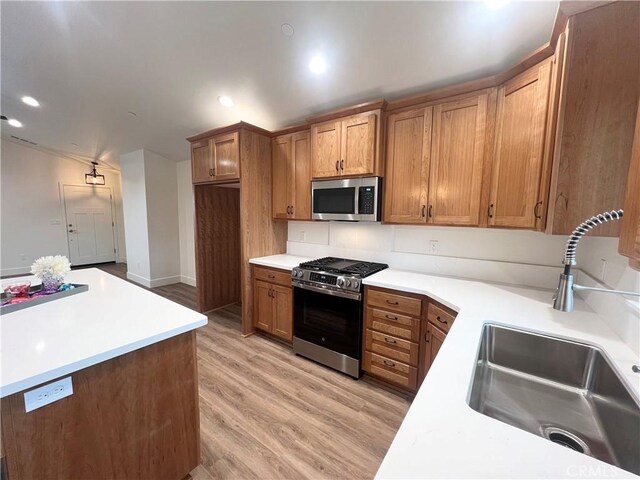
[488,203,494,219]
[268,274,276,279]
[335,160,339,171]
[268,289,272,298]
[436,315,447,325]
[534,201,543,219]
[385,314,398,321]
[209,168,213,176]
[384,337,397,344]
[287,206,291,214]
[383,359,396,368]
[428,205,433,218]
[386,300,399,305]
[421,205,426,218]
[290,205,294,215]
[340,160,344,170]
[425,332,430,343]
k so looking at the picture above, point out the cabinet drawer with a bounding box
[363,351,418,391]
[367,288,422,317]
[427,303,456,333]
[365,307,420,342]
[365,329,419,366]
[253,266,291,287]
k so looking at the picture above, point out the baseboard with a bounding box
[149,275,182,288]
[0,266,31,278]
[180,275,196,287]
[126,271,152,288]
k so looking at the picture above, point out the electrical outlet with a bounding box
[429,240,439,255]
[24,376,73,413]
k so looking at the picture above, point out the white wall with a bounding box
[120,150,151,282]
[120,149,182,288]
[0,139,126,276]
[177,160,196,286]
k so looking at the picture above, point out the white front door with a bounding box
[63,185,116,266]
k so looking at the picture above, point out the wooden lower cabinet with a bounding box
[363,286,457,393]
[252,266,293,342]
[419,322,447,385]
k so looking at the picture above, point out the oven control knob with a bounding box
[337,277,345,287]
[345,279,351,287]
[296,270,303,278]
[353,280,360,289]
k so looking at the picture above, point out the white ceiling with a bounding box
[1,1,559,169]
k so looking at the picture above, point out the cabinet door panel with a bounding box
[430,95,486,225]
[212,132,240,180]
[311,121,342,178]
[191,140,213,184]
[272,285,293,341]
[342,113,376,176]
[489,63,552,228]
[253,280,273,333]
[272,135,293,219]
[292,131,311,220]
[419,322,446,385]
[384,108,432,224]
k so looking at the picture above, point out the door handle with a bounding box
[335,160,339,172]
[340,160,344,171]
[428,205,433,218]
[421,205,426,218]
[534,201,543,219]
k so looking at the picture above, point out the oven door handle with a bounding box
[292,281,361,301]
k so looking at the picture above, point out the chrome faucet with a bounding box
[553,209,640,312]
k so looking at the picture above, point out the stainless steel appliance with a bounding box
[311,177,382,221]
[291,257,388,378]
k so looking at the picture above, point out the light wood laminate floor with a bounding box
[96,263,412,480]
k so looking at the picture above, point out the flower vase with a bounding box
[41,274,64,293]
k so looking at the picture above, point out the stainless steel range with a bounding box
[291,257,388,378]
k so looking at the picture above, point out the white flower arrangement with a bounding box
[30,255,72,279]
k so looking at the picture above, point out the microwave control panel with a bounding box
[358,186,376,215]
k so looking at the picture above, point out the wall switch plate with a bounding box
[429,240,439,255]
[24,376,73,413]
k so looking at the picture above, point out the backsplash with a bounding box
[287,221,568,289]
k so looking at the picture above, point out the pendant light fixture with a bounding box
[85,161,105,185]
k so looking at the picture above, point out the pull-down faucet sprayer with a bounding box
[552,210,640,312]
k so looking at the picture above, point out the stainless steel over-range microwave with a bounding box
[311,177,382,222]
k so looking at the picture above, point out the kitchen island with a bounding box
[0,268,207,480]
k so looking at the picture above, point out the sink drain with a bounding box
[542,427,591,455]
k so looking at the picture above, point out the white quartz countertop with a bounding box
[1,268,207,398]
[248,254,640,478]
[249,254,311,270]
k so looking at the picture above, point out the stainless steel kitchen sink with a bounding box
[468,324,640,475]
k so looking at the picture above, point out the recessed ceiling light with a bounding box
[309,55,327,75]
[281,23,294,37]
[71,142,79,146]
[8,119,23,128]
[21,96,40,107]
[218,95,234,107]
[127,111,137,117]
[484,0,510,10]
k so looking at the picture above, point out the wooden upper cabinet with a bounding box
[191,139,213,184]
[292,131,311,219]
[211,132,240,181]
[272,131,311,220]
[546,2,640,236]
[272,135,293,220]
[429,94,487,226]
[488,62,552,229]
[311,110,382,179]
[311,120,342,178]
[618,99,640,270]
[384,107,432,224]
[341,113,376,176]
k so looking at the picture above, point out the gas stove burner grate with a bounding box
[298,257,388,278]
